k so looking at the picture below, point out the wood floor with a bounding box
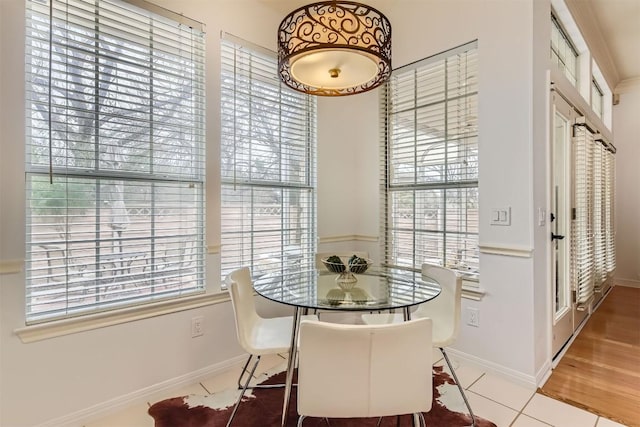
[541,285,640,427]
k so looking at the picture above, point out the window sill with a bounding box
[14,277,485,343]
[15,292,230,343]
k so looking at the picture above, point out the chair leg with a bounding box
[410,413,426,427]
[418,412,426,427]
[237,354,287,390]
[440,348,476,427]
[236,355,254,389]
[226,354,260,427]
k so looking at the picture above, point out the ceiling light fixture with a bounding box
[278,1,391,96]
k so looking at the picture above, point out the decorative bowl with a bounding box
[321,255,372,290]
[321,255,371,274]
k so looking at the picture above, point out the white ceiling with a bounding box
[263,0,640,88]
[585,0,640,85]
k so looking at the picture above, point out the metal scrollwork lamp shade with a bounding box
[278,1,391,96]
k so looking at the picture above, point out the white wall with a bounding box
[613,84,640,287]
[0,1,290,426]
[344,0,542,379]
[2,0,610,425]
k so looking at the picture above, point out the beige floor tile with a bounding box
[596,417,629,427]
[147,382,209,405]
[464,391,519,427]
[200,365,245,393]
[523,394,598,427]
[469,373,536,411]
[434,353,460,370]
[511,414,553,427]
[449,363,485,389]
[434,356,484,389]
[253,353,287,376]
[431,347,444,364]
[84,403,154,427]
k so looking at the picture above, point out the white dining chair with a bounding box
[225,267,318,427]
[361,263,476,426]
[296,317,433,426]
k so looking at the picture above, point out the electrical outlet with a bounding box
[467,307,480,327]
[191,316,204,337]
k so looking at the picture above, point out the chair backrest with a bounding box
[416,263,462,347]
[297,318,433,419]
[315,251,369,270]
[225,267,261,353]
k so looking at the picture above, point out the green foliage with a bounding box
[30,177,94,218]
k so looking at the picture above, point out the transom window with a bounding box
[220,35,317,281]
[382,41,479,279]
[591,78,604,119]
[551,13,579,86]
[25,0,206,323]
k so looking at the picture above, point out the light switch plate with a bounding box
[538,208,546,226]
[490,207,511,226]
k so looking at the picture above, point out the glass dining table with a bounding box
[252,266,442,426]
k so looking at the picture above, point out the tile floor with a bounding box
[84,352,629,427]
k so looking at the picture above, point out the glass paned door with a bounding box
[551,92,575,357]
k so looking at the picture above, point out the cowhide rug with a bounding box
[148,365,496,427]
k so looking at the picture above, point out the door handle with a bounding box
[551,233,565,241]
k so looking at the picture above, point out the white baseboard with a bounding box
[36,355,247,427]
[40,344,564,426]
[535,359,553,387]
[445,347,538,389]
[616,278,640,288]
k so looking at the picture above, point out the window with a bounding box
[591,78,604,119]
[25,0,206,323]
[551,13,579,86]
[220,35,317,281]
[382,41,479,279]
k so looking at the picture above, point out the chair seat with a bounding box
[361,312,450,347]
[247,314,318,355]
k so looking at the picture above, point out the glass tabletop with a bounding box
[253,266,441,311]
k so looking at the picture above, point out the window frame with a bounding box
[591,78,604,119]
[24,0,206,324]
[380,41,480,285]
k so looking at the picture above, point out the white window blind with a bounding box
[220,35,317,282]
[592,139,605,287]
[25,0,206,323]
[381,41,479,279]
[571,124,595,307]
[604,149,616,275]
[571,122,617,308]
[597,138,616,284]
